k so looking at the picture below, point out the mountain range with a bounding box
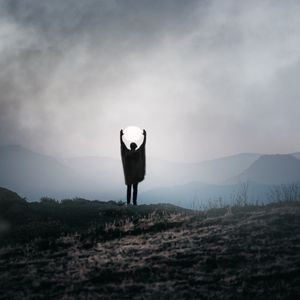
[0,145,300,207]
[229,154,300,185]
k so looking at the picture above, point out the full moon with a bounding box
[123,126,143,142]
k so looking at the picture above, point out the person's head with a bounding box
[130,142,137,150]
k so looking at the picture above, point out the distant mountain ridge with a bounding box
[0,145,77,197]
[229,154,300,185]
[0,145,300,204]
[292,152,300,160]
[139,180,271,208]
[0,145,123,200]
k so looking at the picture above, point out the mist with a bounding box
[0,0,300,162]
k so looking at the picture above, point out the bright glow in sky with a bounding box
[123,126,143,143]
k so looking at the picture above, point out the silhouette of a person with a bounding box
[120,129,146,205]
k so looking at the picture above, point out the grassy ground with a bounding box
[1,189,300,299]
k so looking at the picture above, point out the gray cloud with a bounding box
[0,0,300,161]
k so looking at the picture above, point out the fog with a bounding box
[1,0,300,162]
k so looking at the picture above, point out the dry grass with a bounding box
[1,202,300,299]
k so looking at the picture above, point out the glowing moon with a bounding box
[123,126,143,142]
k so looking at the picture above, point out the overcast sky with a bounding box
[0,0,300,162]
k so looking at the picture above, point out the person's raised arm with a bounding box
[141,129,146,147]
[120,130,126,148]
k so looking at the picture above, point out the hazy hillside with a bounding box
[139,181,271,209]
[292,152,300,160]
[230,154,300,185]
[1,146,300,205]
[0,145,262,201]
[0,146,123,201]
[62,156,124,196]
[63,154,261,190]
[186,153,261,183]
[0,145,79,199]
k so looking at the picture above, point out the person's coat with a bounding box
[121,135,146,185]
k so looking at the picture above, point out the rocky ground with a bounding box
[1,202,300,299]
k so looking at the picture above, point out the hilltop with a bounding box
[0,187,189,245]
[0,187,300,299]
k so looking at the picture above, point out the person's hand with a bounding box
[143,129,146,135]
[120,129,124,136]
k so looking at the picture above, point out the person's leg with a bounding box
[133,183,138,205]
[127,184,131,204]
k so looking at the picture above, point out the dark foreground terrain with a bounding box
[0,187,300,299]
